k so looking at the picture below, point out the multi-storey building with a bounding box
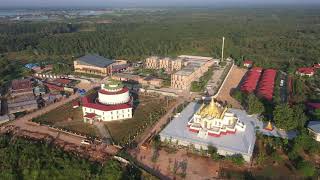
[74,54,114,76]
[171,56,218,90]
[145,56,183,72]
[145,55,219,90]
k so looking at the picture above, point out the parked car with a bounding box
[81,139,91,145]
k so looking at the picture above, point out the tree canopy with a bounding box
[273,104,307,131]
[0,135,142,180]
[247,94,265,115]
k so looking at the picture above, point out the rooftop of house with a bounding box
[307,102,320,110]
[82,93,131,112]
[297,67,315,74]
[11,79,33,91]
[76,54,114,68]
[52,78,72,85]
[243,60,253,64]
[313,63,320,68]
[308,121,320,134]
[174,63,203,76]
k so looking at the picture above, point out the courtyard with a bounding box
[105,93,176,145]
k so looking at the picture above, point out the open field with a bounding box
[33,100,98,137]
[105,93,176,145]
[132,147,220,180]
[216,65,247,109]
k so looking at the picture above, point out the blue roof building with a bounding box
[74,54,115,75]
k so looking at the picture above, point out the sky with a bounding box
[1,0,320,8]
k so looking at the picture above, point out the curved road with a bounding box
[2,78,119,157]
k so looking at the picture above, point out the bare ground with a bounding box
[216,66,247,109]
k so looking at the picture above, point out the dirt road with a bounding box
[216,66,247,109]
[1,78,119,161]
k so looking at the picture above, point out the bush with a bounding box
[256,152,267,166]
[247,94,265,115]
[226,154,245,166]
[297,161,316,177]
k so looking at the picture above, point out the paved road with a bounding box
[95,122,113,145]
[279,71,288,103]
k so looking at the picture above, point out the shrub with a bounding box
[226,154,245,166]
[297,161,316,177]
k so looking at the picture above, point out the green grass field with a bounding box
[105,94,176,145]
[33,101,98,137]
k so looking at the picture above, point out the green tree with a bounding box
[312,109,320,120]
[273,104,298,130]
[207,145,220,160]
[292,104,308,129]
[232,89,246,105]
[99,160,124,180]
[293,130,319,154]
[247,94,265,115]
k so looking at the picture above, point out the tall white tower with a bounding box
[221,37,225,62]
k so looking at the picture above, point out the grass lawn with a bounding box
[33,100,98,137]
[105,94,176,145]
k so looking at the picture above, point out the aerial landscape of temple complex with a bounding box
[1,5,320,179]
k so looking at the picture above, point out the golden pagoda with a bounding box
[197,99,228,119]
[264,121,273,131]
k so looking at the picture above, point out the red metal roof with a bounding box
[73,101,80,106]
[256,69,277,101]
[82,94,132,112]
[44,82,64,91]
[297,67,315,75]
[84,113,96,119]
[11,79,32,91]
[99,87,129,95]
[53,78,72,85]
[243,60,253,65]
[240,67,263,93]
[307,102,320,110]
[313,64,320,69]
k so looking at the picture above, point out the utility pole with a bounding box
[221,37,225,62]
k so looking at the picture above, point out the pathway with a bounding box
[95,122,113,145]
[1,77,120,161]
[136,97,187,147]
[216,65,247,109]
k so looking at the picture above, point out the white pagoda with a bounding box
[188,99,246,138]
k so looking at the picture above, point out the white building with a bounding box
[159,101,256,162]
[82,81,132,123]
[188,100,246,137]
[308,121,320,142]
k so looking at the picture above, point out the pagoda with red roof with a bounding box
[81,80,132,123]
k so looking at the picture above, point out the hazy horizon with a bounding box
[1,0,320,8]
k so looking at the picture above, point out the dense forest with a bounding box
[0,134,143,180]
[0,8,320,69]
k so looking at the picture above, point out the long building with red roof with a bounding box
[81,80,132,123]
[256,69,277,101]
[240,67,263,94]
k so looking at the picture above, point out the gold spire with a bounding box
[265,121,273,131]
[198,99,227,119]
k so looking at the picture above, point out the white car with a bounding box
[280,80,284,87]
[81,139,91,145]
